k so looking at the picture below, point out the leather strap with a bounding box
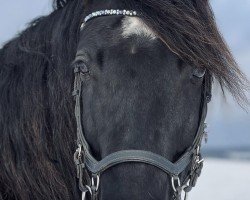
[73,67,90,150]
[84,149,194,176]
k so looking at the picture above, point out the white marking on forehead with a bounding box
[122,17,157,39]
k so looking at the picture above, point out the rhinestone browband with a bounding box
[84,9,138,23]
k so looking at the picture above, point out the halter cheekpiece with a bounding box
[75,9,212,200]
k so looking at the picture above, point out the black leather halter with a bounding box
[73,10,212,200]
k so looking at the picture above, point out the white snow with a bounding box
[189,158,250,200]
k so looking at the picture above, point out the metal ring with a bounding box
[91,175,100,191]
[171,176,181,192]
[85,185,92,196]
[81,185,92,200]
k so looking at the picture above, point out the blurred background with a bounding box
[0,0,249,199]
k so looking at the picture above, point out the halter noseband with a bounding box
[74,10,212,200]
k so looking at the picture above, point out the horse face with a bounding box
[73,15,204,200]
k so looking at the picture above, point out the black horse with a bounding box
[0,0,248,200]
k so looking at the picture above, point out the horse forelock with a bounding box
[62,0,248,105]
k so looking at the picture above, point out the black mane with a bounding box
[0,0,248,199]
[0,1,84,199]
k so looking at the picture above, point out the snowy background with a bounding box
[0,0,249,199]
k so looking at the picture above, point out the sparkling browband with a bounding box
[84,9,138,23]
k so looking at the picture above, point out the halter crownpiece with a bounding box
[84,9,138,23]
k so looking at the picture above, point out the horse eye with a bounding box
[72,59,89,74]
[193,68,206,78]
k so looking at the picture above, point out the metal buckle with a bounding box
[74,145,84,177]
[74,145,83,164]
[194,146,204,167]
